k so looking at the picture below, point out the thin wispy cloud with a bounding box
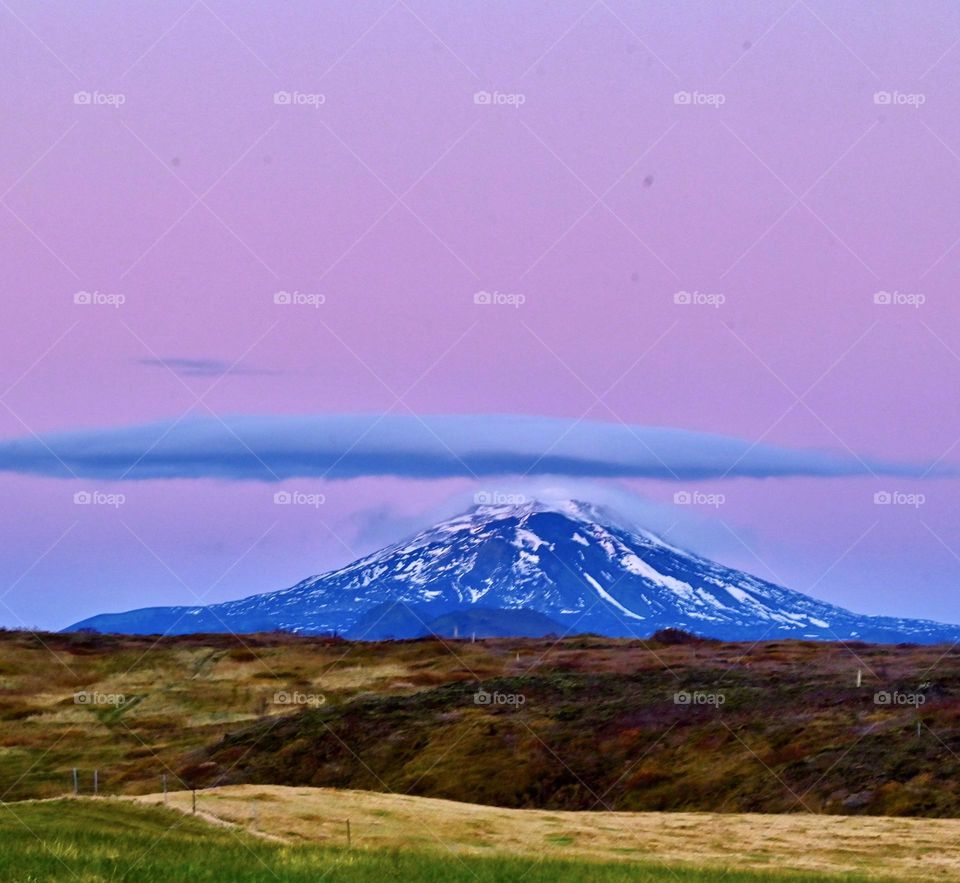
[136,358,282,378]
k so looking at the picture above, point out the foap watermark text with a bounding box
[274,290,325,308]
[74,491,125,508]
[474,289,525,308]
[674,290,725,308]
[474,689,525,707]
[674,690,725,706]
[274,491,326,508]
[874,491,925,508]
[674,490,725,508]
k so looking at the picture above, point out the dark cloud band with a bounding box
[0,413,943,482]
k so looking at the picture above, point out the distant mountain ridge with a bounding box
[66,499,960,643]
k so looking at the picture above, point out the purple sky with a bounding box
[2,1,960,630]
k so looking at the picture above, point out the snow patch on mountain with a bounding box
[582,573,646,620]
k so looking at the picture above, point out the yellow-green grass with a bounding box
[0,798,901,882]
[133,784,960,880]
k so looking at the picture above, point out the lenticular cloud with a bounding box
[0,413,942,482]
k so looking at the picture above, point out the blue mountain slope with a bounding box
[66,500,960,643]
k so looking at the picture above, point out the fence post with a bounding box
[162,774,167,805]
[192,789,196,814]
[346,818,351,847]
[93,769,98,796]
[72,768,78,796]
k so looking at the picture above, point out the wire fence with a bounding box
[2,768,196,804]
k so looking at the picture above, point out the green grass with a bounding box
[0,799,894,882]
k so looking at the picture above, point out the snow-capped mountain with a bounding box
[66,500,960,642]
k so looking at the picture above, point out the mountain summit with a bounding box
[66,499,960,642]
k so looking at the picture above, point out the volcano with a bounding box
[66,500,960,643]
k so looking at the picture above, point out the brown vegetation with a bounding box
[0,628,958,818]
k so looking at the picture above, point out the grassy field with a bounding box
[2,628,959,816]
[132,784,960,880]
[0,798,901,882]
[2,629,959,879]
